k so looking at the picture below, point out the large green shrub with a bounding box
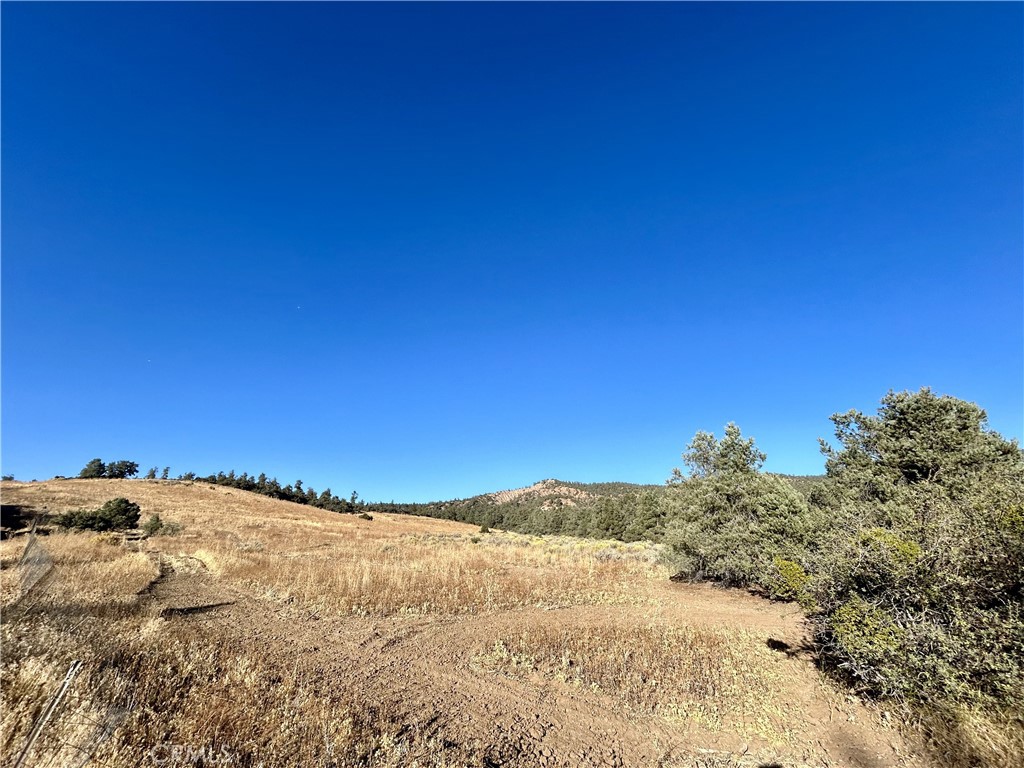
[141,513,182,536]
[812,389,1024,706]
[663,424,824,589]
[56,497,142,531]
[765,557,815,609]
[660,393,1024,713]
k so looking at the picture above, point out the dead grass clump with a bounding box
[476,622,784,734]
[913,702,1024,768]
[2,617,461,768]
[425,531,666,566]
[0,537,465,768]
[194,533,657,616]
[0,532,158,611]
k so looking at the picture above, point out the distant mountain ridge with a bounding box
[485,478,663,508]
[456,475,819,508]
[364,475,824,542]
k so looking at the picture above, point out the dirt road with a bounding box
[143,552,922,768]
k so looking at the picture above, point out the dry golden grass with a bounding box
[0,480,673,767]
[1,610,461,768]
[190,530,663,616]
[2,479,1010,767]
[912,704,1024,768]
[3,479,664,616]
[474,622,784,737]
[1,532,157,611]
[0,538,465,766]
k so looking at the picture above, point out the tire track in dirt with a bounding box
[342,614,681,767]
[141,558,924,768]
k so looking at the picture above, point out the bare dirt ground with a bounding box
[1,480,928,768]
[156,575,909,768]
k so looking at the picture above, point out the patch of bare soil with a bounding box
[142,557,923,768]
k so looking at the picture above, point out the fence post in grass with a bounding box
[16,519,55,601]
[13,659,83,768]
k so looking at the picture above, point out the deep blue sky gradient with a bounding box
[3,3,1022,501]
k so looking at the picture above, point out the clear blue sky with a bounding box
[3,3,1021,502]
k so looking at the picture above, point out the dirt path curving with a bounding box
[138,555,925,768]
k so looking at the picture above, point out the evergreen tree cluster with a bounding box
[378,388,1022,715]
[808,390,1023,707]
[78,458,140,479]
[659,389,1023,712]
[179,469,364,515]
[73,458,363,516]
[365,484,671,542]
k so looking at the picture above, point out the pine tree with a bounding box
[105,461,139,479]
[79,458,106,479]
